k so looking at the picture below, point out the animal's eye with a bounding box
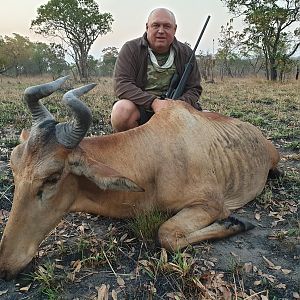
[37,189,43,199]
[44,173,61,185]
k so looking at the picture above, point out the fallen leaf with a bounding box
[0,209,9,216]
[124,237,136,243]
[204,260,215,268]
[237,291,249,298]
[262,256,275,267]
[19,284,31,292]
[255,212,261,220]
[230,251,238,258]
[290,206,297,213]
[254,280,261,286]
[73,260,82,273]
[166,292,184,299]
[112,289,118,300]
[55,264,65,270]
[78,225,85,233]
[276,283,286,289]
[117,276,125,287]
[262,273,276,283]
[67,271,75,282]
[0,290,8,296]
[262,256,281,270]
[160,248,168,264]
[293,292,300,299]
[243,262,253,273]
[192,277,206,290]
[282,269,292,275]
[119,233,128,242]
[218,286,232,300]
[97,284,109,300]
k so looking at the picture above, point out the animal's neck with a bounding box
[69,128,159,218]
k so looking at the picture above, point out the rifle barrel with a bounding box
[187,15,211,65]
[171,15,211,99]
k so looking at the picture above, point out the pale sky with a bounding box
[0,0,239,58]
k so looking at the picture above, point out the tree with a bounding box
[0,34,33,76]
[197,51,216,82]
[239,44,265,76]
[30,42,51,75]
[0,36,10,74]
[222,0,300,81]
[217,19,243,78]
[0,35,68,77]
[31,0,113,81]
[98,46,118,76]
[46,43,69,78]
[29,42,68,78]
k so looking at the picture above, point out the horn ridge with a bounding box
[55,84,95,148]
[24,76,70,126]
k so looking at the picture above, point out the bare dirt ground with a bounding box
[0,77,299,299]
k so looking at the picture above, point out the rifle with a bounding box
[163,15,211,100]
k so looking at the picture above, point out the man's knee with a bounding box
[112,100,134,118]
[111,100,140,131]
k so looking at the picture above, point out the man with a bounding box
[111,8,202,132]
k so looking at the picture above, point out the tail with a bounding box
[265,139,282,179]
[266,139,280,169]
[268,168,284,179]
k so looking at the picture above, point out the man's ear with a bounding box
[20,129,30,143]
[68,154,144,192]
[146,22,149,30]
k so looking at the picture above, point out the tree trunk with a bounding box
[269,57,277,81]
[80,57,88,82]
[264,58,269,80]
[270,65,277,81]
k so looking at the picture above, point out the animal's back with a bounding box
[150,104,280,211]
[196,110,279,209]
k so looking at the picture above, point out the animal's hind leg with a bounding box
[158,205,253,251]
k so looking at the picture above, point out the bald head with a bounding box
[148,8,176,26]
[146,8,177,53]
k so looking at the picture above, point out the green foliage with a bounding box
[31,0,114,80]
[98,46,119,77]
[217,19,243,78]
[31,262,65,299]
[284,140,300,150]
[222,0,300,81]
[0,34,68,77]
[0,34,33,76]
[128,209,170,242]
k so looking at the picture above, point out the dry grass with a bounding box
[0,75,299,300]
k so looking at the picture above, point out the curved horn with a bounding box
[55,84,95,149]
[23,76,70,126]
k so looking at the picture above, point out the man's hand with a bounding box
[151,98,174,113]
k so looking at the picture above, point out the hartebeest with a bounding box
[0,77,280,280]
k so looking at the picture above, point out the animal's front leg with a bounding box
[157,203,254,250]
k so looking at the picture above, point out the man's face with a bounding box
[146,10,177,54]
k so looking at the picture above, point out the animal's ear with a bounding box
[68,154,144,192]
[20,129,30,143]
